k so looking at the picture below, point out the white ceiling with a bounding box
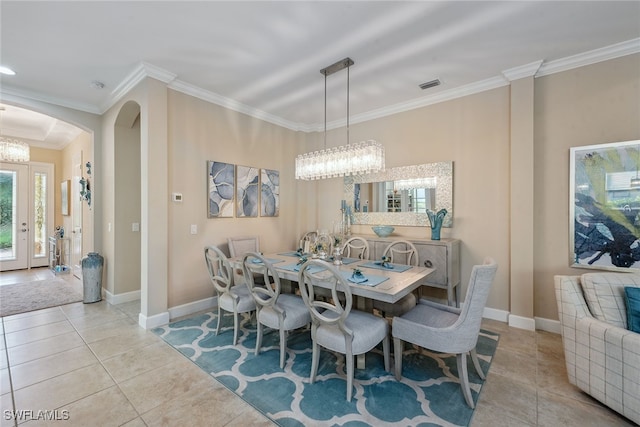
[1,1,639,149]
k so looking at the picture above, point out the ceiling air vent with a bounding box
[419,79,441,90]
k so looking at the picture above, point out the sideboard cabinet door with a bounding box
[361,236,460,306]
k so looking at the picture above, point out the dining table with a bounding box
[237,250,436,369]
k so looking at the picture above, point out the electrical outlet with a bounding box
[132,222,140,232]
[190,224,197,234]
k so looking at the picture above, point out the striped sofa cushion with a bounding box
[581,272,640,329]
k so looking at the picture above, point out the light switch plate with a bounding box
[190,224,197,234]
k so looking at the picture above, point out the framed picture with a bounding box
[236,165,259,217]
[261,168,279,217]
[570,140,640,271]
[61,180,70,216]
[207,161,234,218]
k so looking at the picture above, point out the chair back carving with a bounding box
[297,260,353,335]
[382,240,419,266]
[341,236,370,260]
[241,252,281,307]
[204,245,234,294]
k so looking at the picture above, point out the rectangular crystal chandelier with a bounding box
[0,137,30,162]
[295,58,385,180]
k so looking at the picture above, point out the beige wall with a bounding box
[533,53,640,320]
[166,91,302,307]
[314,87,512,312]
[61,132,94,259]
[114,109,141,294]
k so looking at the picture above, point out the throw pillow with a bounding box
[625,286,640,333]
[581,273,640,329]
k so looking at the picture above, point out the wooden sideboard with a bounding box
[357,235,461,306]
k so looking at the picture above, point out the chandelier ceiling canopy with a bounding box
[295,57,385,181]
[0,137,30,162]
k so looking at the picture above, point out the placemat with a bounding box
[359,261,413,273]
[339,270,389,287]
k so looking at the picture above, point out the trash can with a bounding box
[82,252,104,303]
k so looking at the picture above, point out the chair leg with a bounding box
[255,322,263,355]
[215,306,222,336]
[470,348,485,380]
[393,337,403,380]
[456,352,474,409]
[310,341,319,384]
[233,311,239,346]
[279,328,287,369]
[382,335,390,373]
[346,353,354,401]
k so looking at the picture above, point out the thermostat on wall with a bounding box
[172,192,183,202]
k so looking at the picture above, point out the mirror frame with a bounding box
[344,161,453,227]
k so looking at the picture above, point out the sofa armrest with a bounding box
[555,275,640,424]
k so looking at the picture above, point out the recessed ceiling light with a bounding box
[90,80,105,89]
[0,66,16,76]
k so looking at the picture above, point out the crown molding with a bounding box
[100,62,177,113]
[3,39,638,133]
[502,60,544,81]
[537,37,640,77]
[0,85,101,115]
[344,76,510,128]
[168,78,310,132]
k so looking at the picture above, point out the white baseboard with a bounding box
[535,317,561,334]
[105,289,142,305]
[138,311,170,330]
[508,314,536,331]
[482,306,510,323]
[168,297,217,321]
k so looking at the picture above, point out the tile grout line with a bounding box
[57,303,145,425]
[1,316,18,427]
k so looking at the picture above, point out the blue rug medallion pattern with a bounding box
[153,311,499,426]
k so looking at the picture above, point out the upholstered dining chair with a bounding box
[341,236,370,260]
[242,252,312,369]
[392,257,498,408]
[205,245,256,345]
[372,240,420,318]
[227,236,262,285]
[297,259,390,401]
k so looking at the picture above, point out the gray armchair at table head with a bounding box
[372,240,420,318]
[392,257,498,408]
[297,259,390,401]
[242,252,311,369]
[204,245,256,346]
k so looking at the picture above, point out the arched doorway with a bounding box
[113,101,142,307]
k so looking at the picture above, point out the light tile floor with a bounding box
[0,268,635,426]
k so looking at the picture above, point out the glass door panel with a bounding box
[0,163,28,270]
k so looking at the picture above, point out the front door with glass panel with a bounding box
[0,162,53,271]
[0,163,29,270]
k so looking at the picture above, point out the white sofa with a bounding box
[555,273,640,424]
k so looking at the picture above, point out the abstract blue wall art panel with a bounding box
[208,161,235,218]
[261,168,280,217]
[236,165,259,218]
[571,140,640,271]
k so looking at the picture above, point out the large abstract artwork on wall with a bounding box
[261,168,279,217]
[570,140,640,271]
[208,161,235,218]
[236,165,259,218]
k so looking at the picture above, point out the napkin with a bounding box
[374,256,394,269]
[349,270,369,284]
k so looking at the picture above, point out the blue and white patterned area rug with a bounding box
[153,311,499,426]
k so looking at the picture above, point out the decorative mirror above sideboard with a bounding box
[343,161,453,227]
